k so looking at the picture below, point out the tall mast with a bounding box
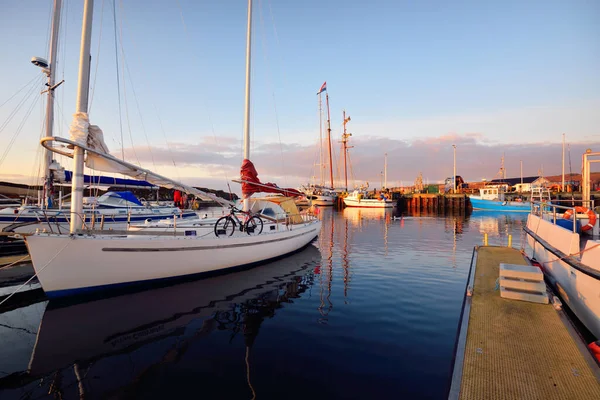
[318,93,324,186]
[520,160,523,192]
[325,93,334,189]
[561,133,565,192]
[384,152,387,189]
[242,0,253,211]
[70,0,94,233]
[341,110,352,191]
[39,0,63,209]
[243,0,252,162]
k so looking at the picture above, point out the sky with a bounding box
[0,0,598,194]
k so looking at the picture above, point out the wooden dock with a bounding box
[449,246,600,400]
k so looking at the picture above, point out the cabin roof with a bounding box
[489,176,541,185]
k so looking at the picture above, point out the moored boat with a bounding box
[524,150,600,339]
[470,186,549,212]
[343,189,394,208]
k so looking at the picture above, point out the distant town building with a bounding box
[489,176,548,192]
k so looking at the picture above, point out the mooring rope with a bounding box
[0,237,72,308]
[0,254,30,271]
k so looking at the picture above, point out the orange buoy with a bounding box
[589,341,600,362]
[563,206,597,232]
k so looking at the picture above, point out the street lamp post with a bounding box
[452,144,457,194]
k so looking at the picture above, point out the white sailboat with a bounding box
[24,0,321,298]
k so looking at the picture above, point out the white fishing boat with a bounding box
[24,0,321,298]
[343,188,394,208]
[525,150,600,339]
[341,138,393,208]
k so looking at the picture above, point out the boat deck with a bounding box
[450,246,600,400]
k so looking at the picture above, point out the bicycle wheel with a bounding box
[244,215,263,236]
[214,216,235,237]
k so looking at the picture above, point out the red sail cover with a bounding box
[241,159,303,198]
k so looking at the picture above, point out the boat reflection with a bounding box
[472,211,526,237]
[0,244,320,398]
[342,207,394,227]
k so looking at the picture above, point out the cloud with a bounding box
[98,132,599,193]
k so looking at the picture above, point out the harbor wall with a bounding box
[395,194,471,214]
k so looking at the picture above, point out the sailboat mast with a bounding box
[70,0,94,234]
[520,160,523,192]
[242,0,253,211]
[318,93,324,186]
[325,93,333,189]
[562,133,565,192]
[384,152,387,189]
[342,110,351,191]
[243,0,252,161]
[41,0,62,209]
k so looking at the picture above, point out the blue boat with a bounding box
[469,186,549,212]
[469,196,531,212]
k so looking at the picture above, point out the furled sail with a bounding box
[41,112,235,207]
[240,159,302,199]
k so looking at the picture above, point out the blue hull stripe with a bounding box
[469,198,530,212]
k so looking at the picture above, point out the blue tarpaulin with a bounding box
[108,191,143,206]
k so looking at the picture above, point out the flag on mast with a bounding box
[317,81,327,95]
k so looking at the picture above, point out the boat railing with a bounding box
[530,199,596,233]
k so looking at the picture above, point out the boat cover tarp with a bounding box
[240,159,302,199]
[109,191,144,206]
[250,196,303,224]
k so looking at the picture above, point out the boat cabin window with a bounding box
[261,207,277,217]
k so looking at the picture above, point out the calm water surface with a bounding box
[0,209,527,399]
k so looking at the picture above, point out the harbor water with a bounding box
[0,208,528,399]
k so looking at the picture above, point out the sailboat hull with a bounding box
[25,220,321,297]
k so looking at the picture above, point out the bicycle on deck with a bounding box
[214,205,264,237]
